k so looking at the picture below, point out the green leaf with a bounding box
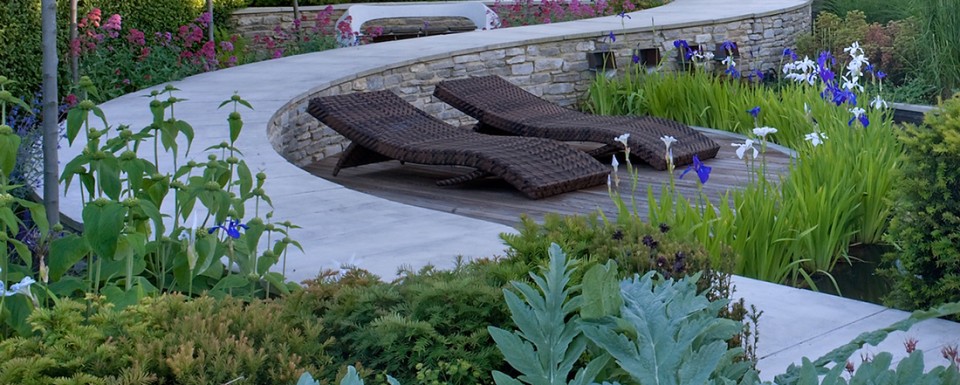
[81,201,126,260]
[49,234,90,281]
[174,120,194,156]
[580,260,621,320]
[90,105,109,128]
[228,113,243,144]
[9,238,32,268]
[0,131,21,178]
[237,160,253,198]
[297,372,321,385]
[341,366,365,385]
[97,154,122,200]
[65,108,85,145]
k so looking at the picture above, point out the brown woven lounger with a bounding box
[434,75,721,170]
[307,90,610,199]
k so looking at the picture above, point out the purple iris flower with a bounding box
[680,154,711,184]
[819,67,836,83]
[673,39,690,50]
[618,11,631,19]
[748,106,761,118]
[783,48,798,60]
[817,51,835,69]
[754,69,764,81]
[721,40,737,52]
[865,63,874,73]
[824,84,857,106]
[209,218,249,239]
[632,54,640,64]
[877,71,887,80]
[849,114,869,128]
[725,66,740,78]
[608,31,616,42]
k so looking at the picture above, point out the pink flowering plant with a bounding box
[71,9,241,101]
[249,6,361,60]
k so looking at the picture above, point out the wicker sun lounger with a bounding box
[434,75,721,170]
[307,90,610,199]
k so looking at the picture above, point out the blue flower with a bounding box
[721,40,737,53]
[680,155,711,184]
[753,69,764,82]
[632,54,640,64]
[725,66,740,78]
[876,71,887,80]
[608,31,616,43]
[617,11,631,19]
[673,39,689,50]
[209,218,249,239]
[817,51,835,69]
[783,48,798,60]
[819,67,836,83]
[865,63,874,73]
[747,106,761,118]
[824,84,857,106]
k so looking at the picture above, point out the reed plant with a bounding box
[593,43,902,286]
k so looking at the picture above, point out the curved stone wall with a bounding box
[267,0,811,168]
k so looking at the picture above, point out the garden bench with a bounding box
[336,2,500,44]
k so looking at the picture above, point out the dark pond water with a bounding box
[808,244,894,305]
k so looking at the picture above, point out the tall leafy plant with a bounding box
[48,77,300,307]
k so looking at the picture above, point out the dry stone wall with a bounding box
[268,3,811,167]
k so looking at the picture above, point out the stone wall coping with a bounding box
[269,0,812,130]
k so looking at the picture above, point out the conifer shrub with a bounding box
[884,93,960,314]
[0,294,332,384]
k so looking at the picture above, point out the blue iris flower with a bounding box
[680,155,711,184]
[632,54,640,64]
[673,39,689,50]
[725,66,740,78]
[865,63,874,73]
[753,69,764,81]
[608,31,616,42]
[824,84,857,106]
[817,51,834,67]
[618,11,631,19]
[783,48,798,60]
[819,67,836,83]
[721,40,737,53]
[209,218,249,239]
[849,114,869,128]
[877,71,887,80]
[747,106,761,118]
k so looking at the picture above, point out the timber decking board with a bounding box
[301,131,792,227]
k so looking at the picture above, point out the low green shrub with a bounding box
[0,0,43,96]
[295,267,512,384]
[0,294,331,384]
[884,93,960,314]
[502,213,719,284]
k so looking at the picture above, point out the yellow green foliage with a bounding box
[0,294,331,385]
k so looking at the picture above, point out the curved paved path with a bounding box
[57,0,960,380]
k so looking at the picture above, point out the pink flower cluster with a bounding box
[492,0,622,27]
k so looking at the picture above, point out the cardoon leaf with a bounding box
[581,261,622,319]
[490,244,599,385]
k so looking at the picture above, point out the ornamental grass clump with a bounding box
[590,40,902,287]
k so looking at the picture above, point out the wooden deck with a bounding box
[302,130,793,227]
